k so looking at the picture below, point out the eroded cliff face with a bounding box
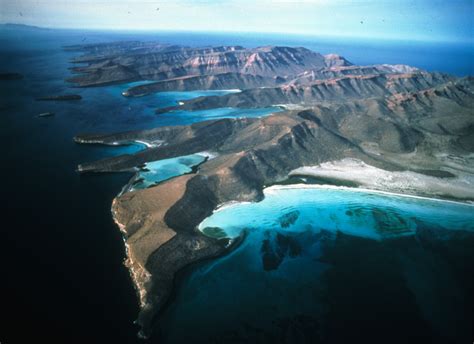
[73,41,474,338]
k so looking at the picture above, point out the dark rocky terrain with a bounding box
[72,41,474,338]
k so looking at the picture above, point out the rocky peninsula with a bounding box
[71,41,474,337]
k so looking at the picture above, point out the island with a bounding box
[37,112,55,118]
[36,94,82,101]
[71,41,474,338]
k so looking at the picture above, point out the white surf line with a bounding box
[107,139,163,148]
[134,139,163,148]
[265,184,474,207]
[196,151,218,160]
[214,200,254,212]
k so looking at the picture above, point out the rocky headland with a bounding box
[71,41,474,337]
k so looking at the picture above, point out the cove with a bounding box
[154,185,474,343]
[199,185,474,240]
[124,153,210,192]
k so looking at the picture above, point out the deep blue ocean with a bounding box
[1,24,473,343]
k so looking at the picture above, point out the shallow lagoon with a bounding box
[126,153,208,192]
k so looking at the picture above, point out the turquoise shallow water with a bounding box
[126,153,208,192]
[106,82,241,110]
[154,106,283,126]
[155,186,474,343]
[97,83,281,128]
[199,186,474,240]
[98,86,280,189]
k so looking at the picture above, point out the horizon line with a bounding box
[2,22,472,45]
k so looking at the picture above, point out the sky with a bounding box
[0,0,473,42]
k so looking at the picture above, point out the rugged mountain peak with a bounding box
[324,53,352,67]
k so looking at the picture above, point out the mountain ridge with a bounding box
[66,42,351,87]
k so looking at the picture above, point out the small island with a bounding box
[36,94,82,101]
[37,112,55,117]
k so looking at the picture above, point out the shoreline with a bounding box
[111,199,151,309]
[146,230,247,340]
